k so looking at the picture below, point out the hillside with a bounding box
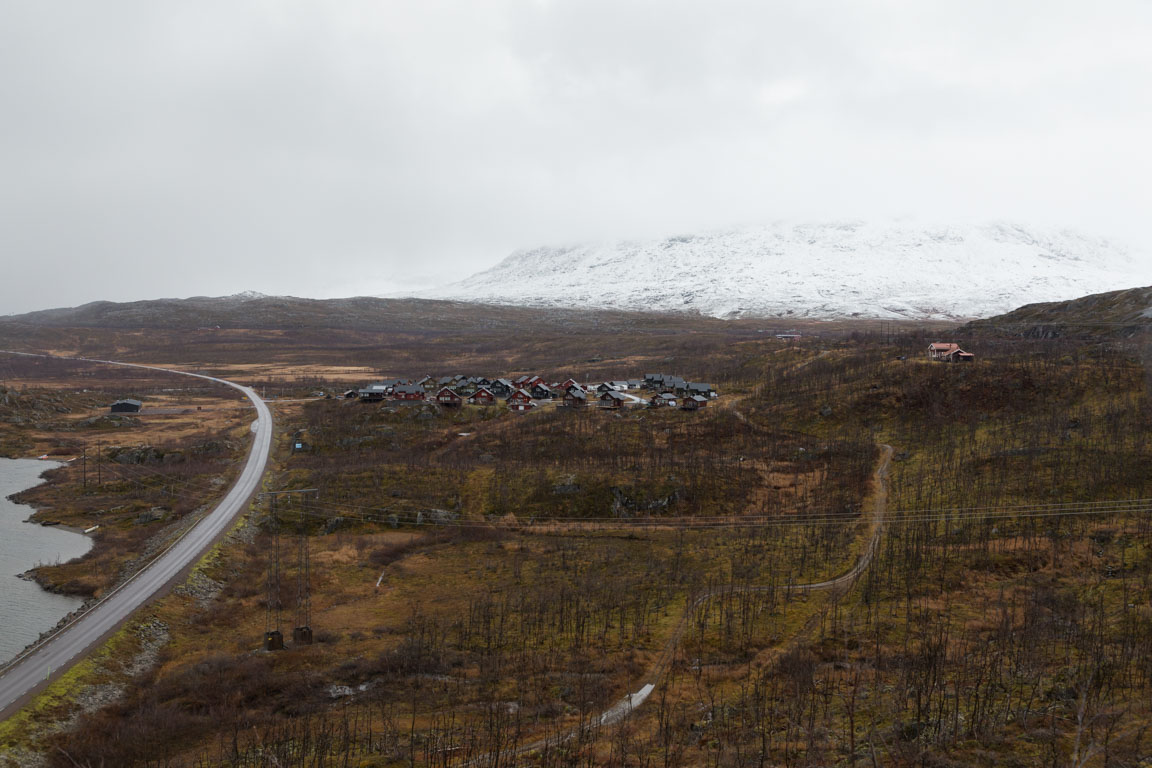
[963,285,1152,337]
[0,294,730,333]
[416,221,1152,320]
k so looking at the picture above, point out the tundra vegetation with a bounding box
[2,319,1151,767]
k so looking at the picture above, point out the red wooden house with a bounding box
[393,384,425,401]
[507,388,537,412]
[436,387,463,407]
[467,387,497,406]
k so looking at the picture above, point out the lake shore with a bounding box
[0,458,93,664]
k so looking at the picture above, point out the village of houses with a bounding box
[348,373,718,412]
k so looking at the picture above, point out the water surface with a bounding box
[0,458,92,664]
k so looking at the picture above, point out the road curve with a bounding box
[0,351,273,719]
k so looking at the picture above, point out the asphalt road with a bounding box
[0,352,273,718]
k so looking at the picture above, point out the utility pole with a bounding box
[264,493,284,651]
[293,496,313,645]
[259,489,318,651]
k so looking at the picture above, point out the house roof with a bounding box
[436,387,461,398]
[112,399,143,407]
[394,384,424,395]
[929,343,961,352]
[602,391,628,401]
[469,387,495,398]
[566,389,587,400]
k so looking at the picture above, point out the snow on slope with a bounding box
[418,221,1152,320]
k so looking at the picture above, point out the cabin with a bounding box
[944,349,976,363]
[650,393,677,408]
[929,343,975,363]
[928,342,961,360]
[513,375,544,390]
[600,391,628,409]
[435,387,463,407]
[393,384,426,401]
[507,388,534,406]
[564,389,588,408]
[509,399,537,413]
[530,382,555,400]
[560,378,581,392]
[358,382,395,401]
[110,399,142,414]
[468,387,497,406]
[648,374,686,392]
[685,382,716,398]
[341,389,358,399]
[489,379,514,397]
[682,395,709,411]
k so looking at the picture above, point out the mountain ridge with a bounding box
[963,285,1152,338]
[416,220,1152,321]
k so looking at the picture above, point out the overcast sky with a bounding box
[2,1,1150,314]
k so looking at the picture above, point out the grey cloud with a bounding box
[2,1,1150,313]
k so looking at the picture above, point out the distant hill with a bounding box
[416,221,1152,321]
[0,293,731,334]
[962,286,1152,338]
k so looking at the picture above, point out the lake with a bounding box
[0,458,92,664]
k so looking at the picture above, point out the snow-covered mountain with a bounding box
[419,221,1152,320]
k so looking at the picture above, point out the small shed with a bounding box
[110,399,142,414]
